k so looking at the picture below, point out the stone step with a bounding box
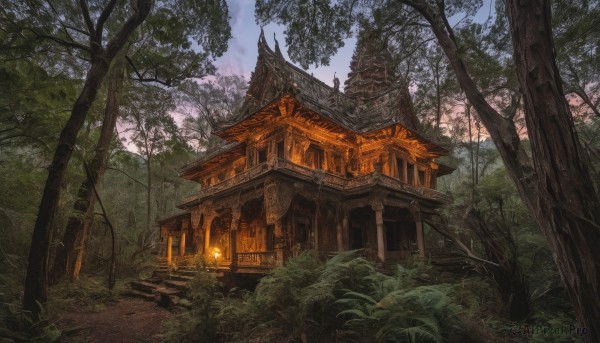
[164,280,190,291]
[152,270,169,278]
[145,277,164,284]
[169,274,194,282]
[122,289,157,302]
[176,269,198,277]
[155,286,182,297]
[130,280,159,294]
[155,286,183,309]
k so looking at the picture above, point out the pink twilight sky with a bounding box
[212,0,356,89]
[213,1,494,88]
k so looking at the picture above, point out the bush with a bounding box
[167,251,468,343]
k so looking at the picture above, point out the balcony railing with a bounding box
[182,157,452,204]
[236,252,276,267]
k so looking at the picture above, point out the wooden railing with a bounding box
[182,158,452,204]
[236,252,276,267]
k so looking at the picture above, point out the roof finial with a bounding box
[273,32,284,59]
[258,27,266,46]
[333,72,340,93]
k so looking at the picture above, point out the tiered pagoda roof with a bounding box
[180,31,450,178]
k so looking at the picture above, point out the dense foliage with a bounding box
[166,252,468,343]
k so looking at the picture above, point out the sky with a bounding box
[212,0,356,90]
[212,1,494,89]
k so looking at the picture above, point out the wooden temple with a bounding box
[157,31,453,274]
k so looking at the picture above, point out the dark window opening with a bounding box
[277,140,285,159]
[385,221,402,251]
[430,174,437,189]
[294,216,311,245]
[407,163,415,185]
[217,171,226,182]
[258,148,268,163]
[418,170,425,186]
[205,178,212,186]
[333,154,343,174]
[350,222,364,249]
[396,157,405,181]
[306,144,324,169]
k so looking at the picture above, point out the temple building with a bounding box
[157,31,453,274]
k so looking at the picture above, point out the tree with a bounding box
[255,0,600,339]
[178,74,248,153]
[121,84,179,250]
[553,0,600,119]
[0,0,230,315]
[49,0,232,284]
[49,54,127,285]
[4,0,154,315]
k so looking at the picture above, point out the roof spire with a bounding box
[273,32,284,59]
[333,72,340,92]
[344,29,394,102]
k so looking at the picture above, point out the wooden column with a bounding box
[413,163,419,186]
[166,235,173,265]
[274,219,284,266]
[373,202,385,263]
[336,219,343,251]
[403,159,408,183]
[179,231,186,257]
[313,210,319,252]
[230,210,240,269]
[416,220,425,258]
[342,211,349,250]
[204,222,211,260]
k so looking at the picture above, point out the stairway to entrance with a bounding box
[123,260,198,309]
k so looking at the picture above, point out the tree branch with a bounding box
[106,166,148,189]
[83,161,116,290]
[94,0,118,44]
[79,0,96,38]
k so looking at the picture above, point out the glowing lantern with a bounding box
[212,248,221,264]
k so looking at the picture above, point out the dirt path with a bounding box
[57,298,172,343]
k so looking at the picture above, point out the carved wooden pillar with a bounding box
[274,219,284,266]
[191,207,201,255]
[179,231,186,257]
[166,235,173,265]
[313,208,319,252]
[416,221,425,257]
[413,162,419,186]
[336,219,343,252]
[372,202,385,263]
[342,210,349,250]
[264,178,295,265]
[230,209,240,268]
[203,218,212,260]
[336,204,346,251]
[410,201,425,257]
[403,159,408,183]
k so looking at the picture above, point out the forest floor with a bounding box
[56,298,172,343]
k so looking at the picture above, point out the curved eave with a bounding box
[179,142,245,180]
[157,212,190,229]
[214,98,281,141]
[436,163,455,176]
[362,123,449,158]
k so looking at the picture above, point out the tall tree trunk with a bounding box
[466,102,475,201]
[143,154,152,248]
[400,0,600,340]
[23,1,152,315]
[49,55,126,285]
[506,0,600,338]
